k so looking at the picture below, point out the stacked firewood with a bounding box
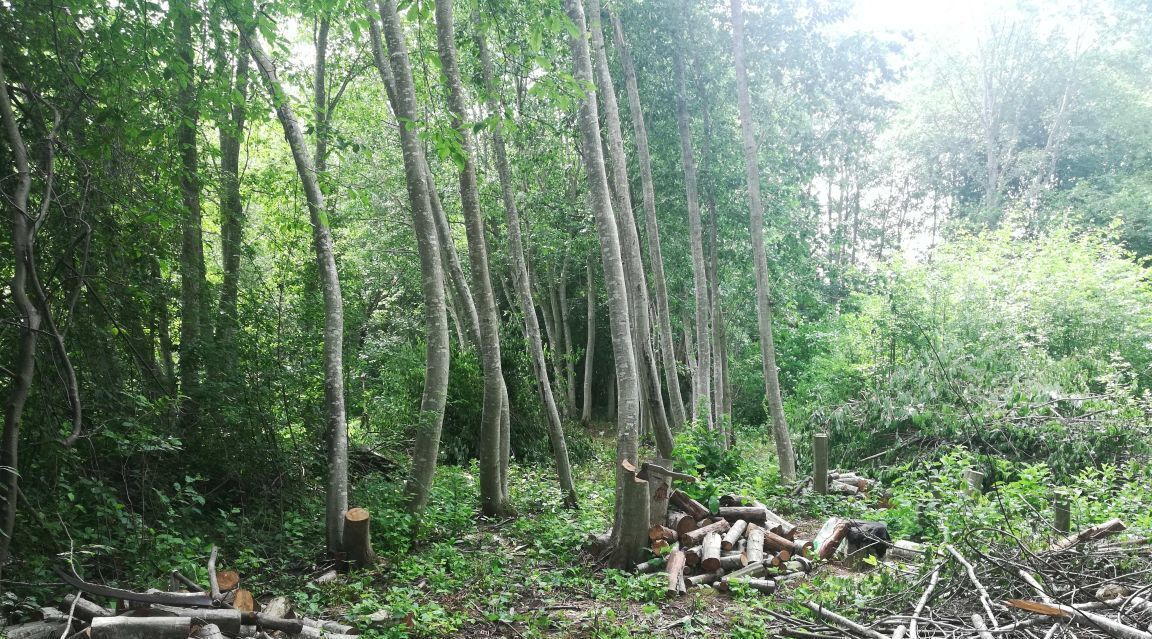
[4,548,358,639]
[638,492,816,595]
[825,470,877,497]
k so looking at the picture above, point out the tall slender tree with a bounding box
[672,35,714,432]
[729,0,796,480]
[368,0,452,512]
[239,25,350,552]
[608,9,687,431]
[564,0,648,568]
[215,27,248,366]
[582,259,597,424]
[586,0,673,459]
[474,11,577,506]
[433,0,508,514]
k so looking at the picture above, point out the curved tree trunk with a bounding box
[367,0,452,513]
[240,28,349,552]
[474,14,577,507]
[433,0,508,514]
[729,0,796,480]
[608,10,687,431]
[671,42,713,432]
[585,0,673,460]
[564,0,646,568]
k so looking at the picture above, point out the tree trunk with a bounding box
[176,0,207,420]
[729,0,795,480]
[240,26,349,550]
[474,13,577,506]
[581,259,596,424]
[700,74,729,435]
[564,0,644,566]
[671,41,713,432]
[608,9,687,431]
[433,0,508,514]
[216,28,248,367]
[0,50,41,581]
[427,174,481,348]
[559,256,578,416]
[585,0,673,460]
[368,0,451,513]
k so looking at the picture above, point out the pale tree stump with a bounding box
[343,507,377,569]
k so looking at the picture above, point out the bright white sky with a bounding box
[844,0,998,40]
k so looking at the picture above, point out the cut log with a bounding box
[6,621,67,639]
[148,607,242,634]
[669,490,711,520]
[684,546,701,567]
[207,545,223,603]
[746,524,766,564]
[300,618,359,635]
[888,540,929,563]
[64,595,114,621]
[777,549,792,563]
[764,530,800,554]
[719,506,767,524]
[701,532,723,572]
[215,570,240,592]
[718,494,748,507]
[90,617,190,639]
[664,550,686,597]
[1050,518,1127,553]
[644,458,675,526]
[635,557,665,574]
[805,603,888,639]
[761,507,797,539]
[681,518,730,547]
[193,624,224,639]
[685,569,723,587]
[716,561,766,592]
[232,589,256,613]
[726,577,775,594]
[649,524,678,543]
[722,520,748,551]
[343,508,377,569]
[314,570,338,584]
[814,517,849,559]
[813,434,828,494]
[667,511,697,537]
[260,596,293,620]
[718,554,748,570]
[828,481,858,496]
[169,571,204,593]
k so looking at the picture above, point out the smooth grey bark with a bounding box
[215,30,248,367]
[585,0,673,460]
[371,0,451,513]
[608,9,687,431]
[559,256,578,416]
[176,0,207,418]
[427,172,481,348]
[474,16,576,507]
[581,259,596,424]
[0,49,41,580]
[241,27,349,552]
[671,44,713,432]
[729,0,796,480]
[538,273,564,409]
[563,0,645,568]
[699,75,728,437]
[433,0,508,514]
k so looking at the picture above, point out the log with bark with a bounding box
[664,550,686,597]
[669,490,710,521]
[681,518,730,547]
[700,532,723,572]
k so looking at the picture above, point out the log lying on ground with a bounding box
[1050,518,1127,553]
[685,569,723,587]
[6,621,68,639]
[746,524,766,564]
[727,577,775,594]
[215,570,240,592]
[718,554,748,570]
[649,524,678,544]
[260,597,293,620]
[719,506,768,524]
[148,607,242,634]
[300,618,359,635]
[764,530,802,555]
[665,550,687,597]
[193,623,225,639]
[701,532,723,572]
[669,490,710,521]
[1005,599,1152,639]
[635,557,665,574]
[90,617,191,639]
[667,511,697,537]
[723,519,748,550]
[681,518,730,547]
[64,595,114,621]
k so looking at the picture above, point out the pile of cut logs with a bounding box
[4,548,359,639]
[639,492,816,595]
[823,470,878,497]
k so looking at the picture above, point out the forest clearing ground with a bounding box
[315,427,878,638]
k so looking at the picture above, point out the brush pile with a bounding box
[3,547,360,639]
[767,518,1152,639]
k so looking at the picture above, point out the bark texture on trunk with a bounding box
[372,0,451,513]
[698,65,729,440]
[241,28,349,550]
[176,0,207,418]
[433,0,508,514]
[474,13,577,507]
[581,259,596,424]
[729,0,795,480]
[216,31,248,368]
[671,42,713,432]
[585,0,673,460]
[564,0,645,568]
[608,9,687,431]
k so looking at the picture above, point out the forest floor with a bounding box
[291,428,890,639]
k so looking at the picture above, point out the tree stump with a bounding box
[343,507,377,569]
